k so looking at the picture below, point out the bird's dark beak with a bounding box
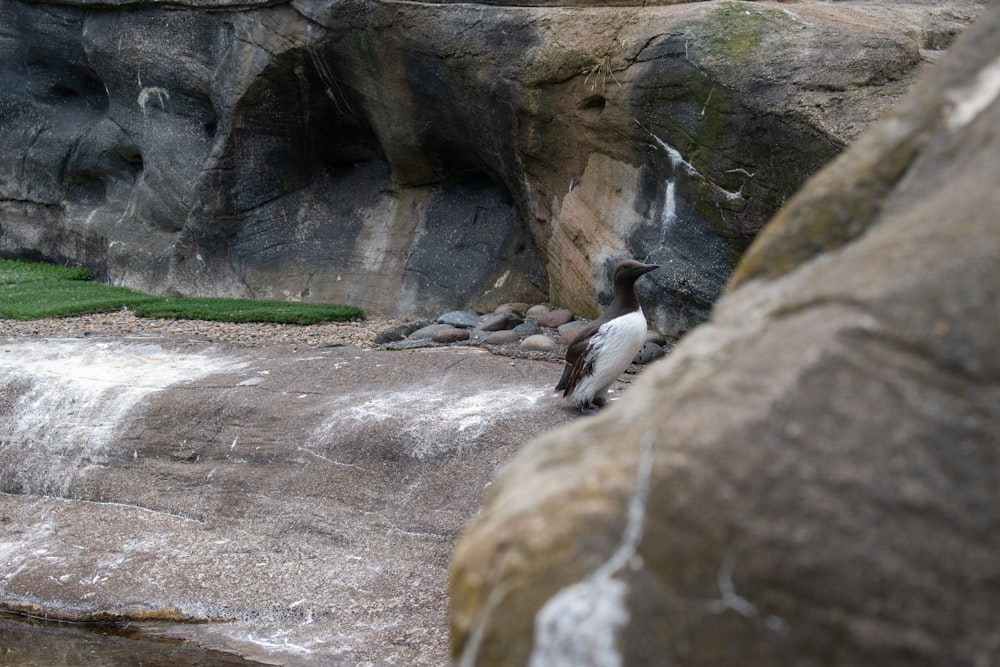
[640,264,660,275]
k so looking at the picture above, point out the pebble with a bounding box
[493,303,529,316]
[1,302,673,369]
[557,321,589,345]
[437,311,481,328]
[525,304,552,319]
[646,330,668,346]
[408,323,457,340]
[432,327,471,344]
[475,312,522,332]
[521,334,557,352]
[512,321,542,336]
[537,308,575,328]
[633,341,666,365]
[484,330,520,345]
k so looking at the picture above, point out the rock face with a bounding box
[0,336,576,665]
[0,0,985,334]
[449,5,1000,666]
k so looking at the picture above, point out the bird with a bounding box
[556,259,659,414]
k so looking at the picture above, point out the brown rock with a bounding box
[519,335,557,352]
[485,330,521,345]
[557,321,589,345]
[537,309,575,328]
[432,327,470,343]
[450,8,1000,666]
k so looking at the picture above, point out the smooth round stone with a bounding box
[437,310,482,328]
[633,341,665,365]
[558,321,589,345]
[373,327,407,344]
[468,329,492,343]
[409,323,459,340]
[645,330,668,345]
[432,327,471,343]
[537,308,574,328]
[476,312,523,332]
[525,304,552,319]
[521,334,558,351]
[485,330,521,345]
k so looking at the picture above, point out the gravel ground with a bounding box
[0,311,413,348]
[0,310,569,362]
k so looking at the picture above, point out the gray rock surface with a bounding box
[0,0,986,334]
[0,334,575,665]
[450,5,1000,666]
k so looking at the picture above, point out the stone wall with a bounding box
[0,0,986,332]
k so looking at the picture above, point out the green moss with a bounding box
[700,1,801,63]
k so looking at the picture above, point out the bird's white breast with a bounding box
[569,309,648,404]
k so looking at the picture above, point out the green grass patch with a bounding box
[0,279,163,320]
[0,259,92,285]
[0,259,364,324]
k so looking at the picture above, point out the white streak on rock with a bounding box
[527,433,655,667]
[0,340,246,495]
[948,55,1000,129]
[138,86,170,114]
[315,384,545,459]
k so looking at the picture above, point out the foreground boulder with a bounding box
[449,5,1000,666]
[0,0,986,334]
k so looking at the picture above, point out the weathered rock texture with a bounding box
[0,337,575,665]
[450,4,1000,666]
[0,0,985,334]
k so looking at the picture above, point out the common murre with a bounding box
[556,259,659,414]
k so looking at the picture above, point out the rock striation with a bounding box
[449,4,1000,666]
[0,0,986,334]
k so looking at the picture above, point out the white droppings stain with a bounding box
[659,178,678,243]
[312,384,546,459]
[0,519,56,582]
[635,120,744,201]
[527,433,656,667]
[137,86,170,114]
[947,55,1000,129]
[0,340,247,495]
[707,552,789,636]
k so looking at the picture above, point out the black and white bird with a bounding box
[556,259,659,414]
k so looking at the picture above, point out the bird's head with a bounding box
[613,259,659,286]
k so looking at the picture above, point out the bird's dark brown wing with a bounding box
[555,320,603,396]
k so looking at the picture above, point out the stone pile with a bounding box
[375,303,674,366]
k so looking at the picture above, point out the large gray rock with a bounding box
[0,336,575,664]
[0,0,986,334]
[450,4,1000,665]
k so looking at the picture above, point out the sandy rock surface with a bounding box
[0,313,592,665]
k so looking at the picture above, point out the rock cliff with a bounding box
[450,4,1000,665]
[0,0,985,333]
